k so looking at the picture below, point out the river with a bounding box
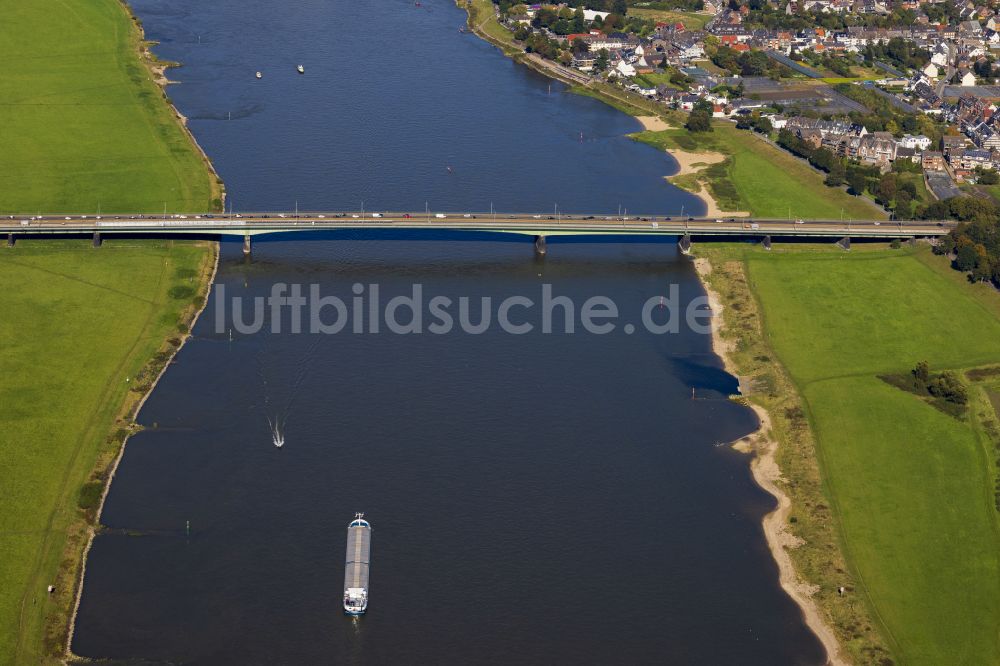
[71,0,825,663]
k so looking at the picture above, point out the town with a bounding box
[485,0,1000,212]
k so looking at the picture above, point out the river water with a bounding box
[71,0,825,663]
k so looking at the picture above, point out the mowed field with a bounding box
[743,246,1000,664]
[0,241,212,664]
[633,123,884,220]
[0,0,220,661]
[0,1,218,213]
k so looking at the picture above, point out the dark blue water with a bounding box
[71,1,825,663]
[131,0,703,216]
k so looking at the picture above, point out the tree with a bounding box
[954,241,980,272]
[825,160,846,187]
[685,109,713,132]
[877,174,897,205]
[847,170,867,196]
[594,49,609,72]
[753,116,772,134]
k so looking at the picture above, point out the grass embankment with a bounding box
[0,241,216,665]
[634,123,884,219]
[0,0,224,662]
[697,243,1000,665]
[0,0,221,213]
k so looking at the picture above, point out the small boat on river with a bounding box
[297,64,305,74]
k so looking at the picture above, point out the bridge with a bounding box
[1,211,951,255]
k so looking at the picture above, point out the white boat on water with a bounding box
[256,71,262,79]
[297,65,305,74]
[344,513,371,615]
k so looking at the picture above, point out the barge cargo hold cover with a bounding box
[343,513,371,615]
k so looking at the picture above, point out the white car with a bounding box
[351,214,360,218]
[651,221,659,228]
[750,223,760,230]
[794,219,804,224]
[317,214,325,219]
[278,214,287,218]
[435,213,447,219]
[372,213,382,218]
[873,221,881,226]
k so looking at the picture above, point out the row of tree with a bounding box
[927,199,1000,285]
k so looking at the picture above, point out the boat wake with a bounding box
[267,414,285,448]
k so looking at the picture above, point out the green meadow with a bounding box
[0,1,219,213]
[633,123,885,220]
[0,0,221,661]
[0,240,213,664]
[727,245,1000,664]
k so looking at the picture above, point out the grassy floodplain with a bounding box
[0,0,220,213]
[0,240,215,664]
[698,243,1000,664]
[0,0,222,662]
[633,123,885,220]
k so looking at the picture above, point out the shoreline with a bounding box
[63,242,220,662]
[123,0,226,211]
[636,117,750,219]
[693,257,846,666]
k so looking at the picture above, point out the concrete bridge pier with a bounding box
[836,236,851,251]
[762,235,772,251]
[534,235,546,256]
[92,232,102,248]
[6,233,14,248]
[678,233,692,255]
[243,232,252,256]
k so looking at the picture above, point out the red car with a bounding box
[402,213,411,218]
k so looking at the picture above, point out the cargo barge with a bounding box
[343,513,371,615]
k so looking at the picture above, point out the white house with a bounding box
[899,133,932,150]
[922,62,939,79]
[961,70,977,86]
[615,59,636,77]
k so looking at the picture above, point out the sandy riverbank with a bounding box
[635,118,749,219]
[693,257,846,666]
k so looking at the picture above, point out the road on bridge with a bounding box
[1,211,951,239]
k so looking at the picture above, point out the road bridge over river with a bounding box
[1,211,951,255]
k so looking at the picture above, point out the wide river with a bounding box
[72,0,825,663]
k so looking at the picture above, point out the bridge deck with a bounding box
[0,212,951,239]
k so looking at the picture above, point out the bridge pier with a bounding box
[92,232,102,248]
[243,233,251,256]
[6,233,14,248]
[836,236,851,251]
[678,233,692,255]
[534,235,546,256]
[762,235,772,251]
